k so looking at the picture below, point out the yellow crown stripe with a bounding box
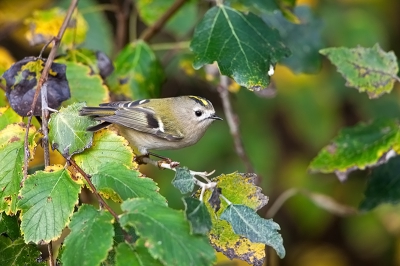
[189,96,209,106]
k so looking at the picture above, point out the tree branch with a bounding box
[23,0,79,181]
[217,75,255,174]
[139,0,187,42]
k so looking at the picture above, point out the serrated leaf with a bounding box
[55,61,110,106]
[172,167,195,194]
[320,44,399,99]
[0,106,22,131]
[92,162,166,205]
[220,204,285,258]
[183,197,212,235]
[0,213,20,240]
[200,173,269,266]
[0,124,36,214]
[73,129,134,175]
[190,5,290,90]
[309,119,400,181]
[24,8,88,48]
[0,236,45,266]
[48,103,98,157]
[3,57,70,116]
[17,165,80,244]
[107,40,164,99]
[62,204,114,266]
[115,241,163,266]
[120,198,216,266]
[263,6,323,73]
[359,156,400,211]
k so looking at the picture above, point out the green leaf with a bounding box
[92,162,166,205]
[17,166,80,244]
[190,5,290,90]
[233,0,279,13]
[56,61,110,106]
[0,236,45,266]
[0,124,36,214]
[73,129,134,175]
[263,6,323,73]
[221,204,285,258]
[172,167,195,194]
[107,40,164,99]
[183,197,212,235]
[136,0,198,38]
[0,106,22,131]
[115,241,163,266]
[359,156,400,211]
[309,119,400,181]
[120,198,216,266]
[62,204,114,266]
[200,173,269,266]
[0,213,20,240]
[320,44,399,99]
[48,103,98,157]
[61,48,114,78]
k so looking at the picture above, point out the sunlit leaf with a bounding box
[191,5,290,90]
[24,8,88,48]
[107,40,164,99]
[0,106,22,131]
[17,165,80,244]
[73,129,134,175]
[62,204,114,266]
[0,124,36,214]
[320,44,399,99]
[200,173,269,266]
[49,103,97,157]
[92,162,166,205]
[55,61,110,106]
[120,198,216,266]
[309,119,400,181]
[0,46,15,77]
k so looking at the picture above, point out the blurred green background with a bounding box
[1,0,400,265]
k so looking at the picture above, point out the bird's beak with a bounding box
[210,114,223,120]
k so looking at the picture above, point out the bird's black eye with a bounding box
[195,110,203,117]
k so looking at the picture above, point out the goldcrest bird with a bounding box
[79,96,222,155]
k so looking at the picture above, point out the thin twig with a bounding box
[217,75,255,174]
[41,83,50,167]
[113,0,130,51]
[66,158,120,221]
[22,0,79,181]
[0,82,5,92]
[265,188,299,218]
[139,0,187,42]
[47,242,54,266]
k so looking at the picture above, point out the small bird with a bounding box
[79,96,222,155]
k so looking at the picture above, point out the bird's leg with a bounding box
[148,152,180,168]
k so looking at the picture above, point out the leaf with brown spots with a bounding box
[320,44,399,99]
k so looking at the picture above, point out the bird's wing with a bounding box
[99,106,184,141]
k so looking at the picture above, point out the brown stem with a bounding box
[217,76,255,174]
[67,158,120,221]
[23,0,79,181]
[41,83,50,167]
[139,0,187,42]
[47,242,54,266]
[112,0,130,51]
[0,82,5,92]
